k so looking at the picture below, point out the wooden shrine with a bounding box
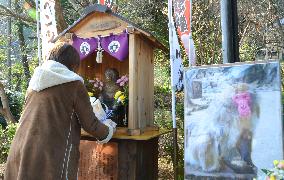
[54,4,167,180]
[55,4,166,136]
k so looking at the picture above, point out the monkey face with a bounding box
[232,92,252,118]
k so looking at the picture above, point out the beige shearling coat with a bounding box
[4,60,111,180]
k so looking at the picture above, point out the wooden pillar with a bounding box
[128,33,139,132]
[128,33,155,135]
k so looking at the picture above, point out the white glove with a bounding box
[97,119,116,144]
[103,119,117,132]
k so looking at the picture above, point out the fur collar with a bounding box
[28,60,83,92]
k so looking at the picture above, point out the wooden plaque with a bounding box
[79,140,118,180]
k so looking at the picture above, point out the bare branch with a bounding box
[239,21,251,46]
[67,0,91,14]
[0,4,36,24]
[0,82,16,123]
[67,0,84,13]
[268,0,284,43]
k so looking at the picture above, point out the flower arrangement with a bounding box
[114,90,127,105]
[262,160,284,180]
[114,75,129,105]
[84,77,103,97]
[113,75,129,127]
[116,75,128,87]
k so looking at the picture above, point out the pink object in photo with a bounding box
[232,92,252,118]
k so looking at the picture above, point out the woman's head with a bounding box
[48,42,80,72]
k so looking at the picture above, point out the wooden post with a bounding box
[128,33,155,135]
[136,36,154,130]
[128,33,139,132]
[173,128,178,180]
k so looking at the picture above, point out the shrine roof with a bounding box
[53,4,167,52]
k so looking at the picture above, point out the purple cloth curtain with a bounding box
[101,32,129,61]
[72,32,129,61]
[72,35,98,60]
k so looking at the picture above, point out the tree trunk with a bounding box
[17,22,31,86]
[14,0,31,87]
[0,82,16,123]
[7,0,12,86]
[55,0,68,33]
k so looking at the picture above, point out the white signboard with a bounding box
[184,61,283,179]
[40,0,58,61]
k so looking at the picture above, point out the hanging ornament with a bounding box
[96,37,104,63]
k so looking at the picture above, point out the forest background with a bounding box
[0,0,283,179]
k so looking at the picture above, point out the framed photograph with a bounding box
[184,61,283,179]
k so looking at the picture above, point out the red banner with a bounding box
[98,0,114,8]
[173,0,191,54]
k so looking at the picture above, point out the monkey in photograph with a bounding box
[186,83,259,173]
[186,86,240,172]
[226,83,260,173]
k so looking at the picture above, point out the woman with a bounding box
[4,42,114,180]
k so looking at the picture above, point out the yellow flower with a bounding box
[269,175,276,180]
[273,160,279,166]
[114,91,122,99]
[88,92,94,97]
[119,95,125,103]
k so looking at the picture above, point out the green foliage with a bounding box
[154,77,185,179]
[0,90,24,128]
[192,1,222,65]
[60,0,80,25]
[0,25,36,124]
[0,122,18,163]
[118,0,169,47]
[27,8,36,20]
[0,117,7,129]
[6,91,25,121]
[0,37,7,80]
[154,95,185,179]
[239,40,259,62]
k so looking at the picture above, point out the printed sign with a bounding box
[40,0,58,61]
[79,141,118,180]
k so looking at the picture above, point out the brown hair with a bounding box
[48,42,80,71]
